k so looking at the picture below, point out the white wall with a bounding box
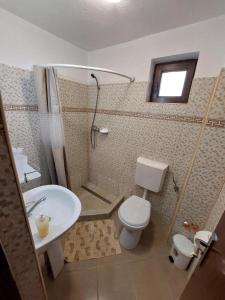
[0,8,88,83]
[88,15,225,83]
[1,8,225,84]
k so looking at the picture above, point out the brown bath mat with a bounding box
[64,219,122,262]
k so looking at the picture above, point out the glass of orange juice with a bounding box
[35,214,50,238]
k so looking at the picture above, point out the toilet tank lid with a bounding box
[137,157,168,170]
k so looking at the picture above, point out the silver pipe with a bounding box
[46,64,135,83]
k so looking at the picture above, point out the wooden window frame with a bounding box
[150,59,197,103]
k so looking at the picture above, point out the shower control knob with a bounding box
[99,128,109,134]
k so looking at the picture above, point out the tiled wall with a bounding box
[0,98,46,299]
[87,78,215,117]
[59,71,225,230]
[206,183,225,231]
[60,73,225,229]
[0,64,40,170]
[86,78,219,224]
[207,69,225,231]
[0,65,90,191]
[58,78,89,191]
[1,63,225,234]
[172,125,225,237]
[173,69,225,237]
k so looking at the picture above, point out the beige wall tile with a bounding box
[0,127,46,299]
[0,64,40,169]
[173,127,225,236]
[63,112,89,191]
[0,63,37,105]
[88,77,215,117]
[209,68,225,120]
[5,110,41,169]
[61,74,219,228]
[58,78,88,108]
[88,114,201,223]
[206,181,225,231]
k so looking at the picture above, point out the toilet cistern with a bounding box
[135,157,168,194]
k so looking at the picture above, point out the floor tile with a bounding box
[63,258,97,273]
[47,268,98,300]
[43,209,188,300]
[99,288,137,300]
[97,261,133,294]
[128,258,173,300]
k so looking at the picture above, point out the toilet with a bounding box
[118,157,168,249]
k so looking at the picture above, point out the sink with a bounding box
[23,184,81,253]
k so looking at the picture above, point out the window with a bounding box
[150,59,197,103]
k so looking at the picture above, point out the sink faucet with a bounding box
[26,196,46,216]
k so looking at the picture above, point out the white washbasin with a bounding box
[23,185,81,253]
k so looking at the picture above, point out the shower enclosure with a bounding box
[50,64,135,219]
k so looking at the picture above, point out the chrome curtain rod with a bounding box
[46,64,135,83]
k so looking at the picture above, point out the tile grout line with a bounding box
[96,265,99,300]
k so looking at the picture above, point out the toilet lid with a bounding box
[119,195,151,228]
[173,234,194,257]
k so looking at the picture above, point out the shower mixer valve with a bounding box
[91,125,109,134]
[91,125,100,132]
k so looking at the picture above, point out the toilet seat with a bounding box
[118,195,151,228]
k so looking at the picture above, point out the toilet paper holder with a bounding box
[198,231,218,265]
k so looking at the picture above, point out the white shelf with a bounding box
[19,164,41,184]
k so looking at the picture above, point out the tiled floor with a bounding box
[43,210,188,300]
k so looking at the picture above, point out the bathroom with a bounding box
[0,0,225,299]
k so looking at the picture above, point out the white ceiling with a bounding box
[1,0,225,51]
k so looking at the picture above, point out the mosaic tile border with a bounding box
[5,104,225,128]
[206,119,225,128]
[4,104,38,111]
[62,107,225,128]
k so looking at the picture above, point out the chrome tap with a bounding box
[26,196,46,216]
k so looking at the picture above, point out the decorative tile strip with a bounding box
[3,105,225,128]
[63,107,225,128]
[99,109,204,125]
[63,106,205,125]
[3,104,38,112]
[206,119,225,128]
[62,107,90,113]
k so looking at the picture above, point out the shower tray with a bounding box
[75,182,123,220]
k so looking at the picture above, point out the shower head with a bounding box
[91,73,100,90]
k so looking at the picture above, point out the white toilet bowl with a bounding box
[118,195,151,249]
